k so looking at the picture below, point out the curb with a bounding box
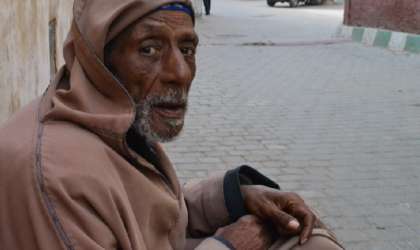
[334,25,420,55]
[270,39,351,46]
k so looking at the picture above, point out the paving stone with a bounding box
[235,145,266,151]
[171,158,198,164]
[277,182,302,190]
[302,182,329,190]
[337,218,371,229]
[341,244,363,250]
[323,207,342,218]
[228,150,250,156]
[262,161,287,168]
[258,168,282,176]
[326,180,354,189]
[337,206,372,217]
[195,171,208,178]
[310,160,333,167]
[176,171,196,178]
[359,242,399,250]
[176,163,216,171]
[304,199,320,208]
[286,161,312,168]
[365,228,403,241]
[244,155,269,162]
[189,147,212,152]
[282,168,306,175]
[394,241,418,250]
[199,157,222,163]
[304,167,331,174]
[303,174,331,182]
[168,147,190,153]
[412,239,420,249]
[351,180,380,188]
[325,189,354,198]
[397,229,419,240]
[166,152,182,158]
[221,156,245,163]
[317,198,351,208]
[323,217,342,230]
[205,151,228,157]
[412,226,420,235]
[367,205,415,217]
[368,217,405,229]
[277,175,304,182]
[335,230,370,243]
[296,190,327,199]
[351,188,383,197]
[207,170,225,176]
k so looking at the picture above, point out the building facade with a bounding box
[344,0,420,35]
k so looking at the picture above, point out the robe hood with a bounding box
[41,0,195,158]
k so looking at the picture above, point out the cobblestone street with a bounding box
[165,0,420,249]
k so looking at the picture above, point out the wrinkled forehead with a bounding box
[134,10,195,32]
[113,10,197,45]
[153,3,193,19]
[102,1,196,46]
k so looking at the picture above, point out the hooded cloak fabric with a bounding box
[0,0,344,249]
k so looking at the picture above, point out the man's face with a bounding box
[105,10,198,142]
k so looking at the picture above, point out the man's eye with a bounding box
[142,46,158,55]
[181,47,195,55]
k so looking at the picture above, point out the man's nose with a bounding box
[160,46,192,86]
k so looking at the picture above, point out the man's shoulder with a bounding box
[0,98,41,166]
[1,113,126,187]
[41,120,124,174]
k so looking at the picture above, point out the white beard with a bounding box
[132,89,188,143]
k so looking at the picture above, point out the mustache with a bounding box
[135,89,189,118]
[142,89,188,108]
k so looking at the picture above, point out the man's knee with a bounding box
[269,229,344,250]
[291,233,343,250]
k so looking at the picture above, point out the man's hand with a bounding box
[241,185,315,245]
[215,215,272,250]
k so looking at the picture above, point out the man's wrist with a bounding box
[223,165,281,222]
[211,236,236,250]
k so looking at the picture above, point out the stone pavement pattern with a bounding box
[165,0,420,249]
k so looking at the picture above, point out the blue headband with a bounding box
[153,3,193,18]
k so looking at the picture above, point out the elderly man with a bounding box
[0,1,343,249]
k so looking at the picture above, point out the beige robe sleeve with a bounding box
[194,238,232,250]
[182,172,232,238]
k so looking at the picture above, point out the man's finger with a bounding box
[271,209,300,231]
[298,210,315,245]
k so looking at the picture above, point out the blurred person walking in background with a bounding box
[204,0,211,15]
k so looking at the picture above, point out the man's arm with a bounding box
[182,172,231,238]
[182,166,318,249]
[181,165,280,238]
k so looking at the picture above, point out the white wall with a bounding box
[0,0,73,125]
[191,0,203,18]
